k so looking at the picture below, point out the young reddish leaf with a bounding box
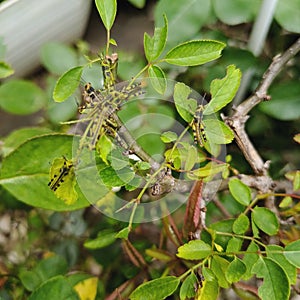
[252,257,290,300]
[228,178,251,206]
[165,40,225,66]
[130,276,180,300]
[53,66,83,102]
[95,0,117,31]
[252,207,279,236]
[177,240,211,260]
[183,180,204,237]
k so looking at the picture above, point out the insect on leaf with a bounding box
[48,157,78,205]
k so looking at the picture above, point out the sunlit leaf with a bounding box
[196,277,219,300]
[177,240,211,260]
[161,131,178,143]
[165,40,225,66]
[73,277,98,300]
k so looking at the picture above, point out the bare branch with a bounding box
[225,37,300,175]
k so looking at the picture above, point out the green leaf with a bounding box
[144,14,168,62]
[275,0,300,33]
[196,277,219,300]
[267,245,297,284]
[0,134,89,211]
[148,65,167,94]
[173,82,197,123]
[252,207,279,236]
[161,131,178,143]
[284,240,300,268]
[145,248,173,262]
[53,66,83,102]
[40,42,78,75]
[28,276,79,300]
[128,0,146,9]
[97,134,114,164]
[232,213,249,234]
[259,81,300,120]
[184,145,198,171]
[19,255,68,291]
[177,240,211,260]
[0,61,14,78]
[294,133,300,144]
[203,119,234,144]
[130,276,180,300]
[165,40,225,66]
[212,0,260,25]
[251,257,290,300]
[225,257,246,283]
[95,0,117,31]
[0,80,46,115]
[203,65,241,114]
[242,241,259,280]
[2,127,52,157]
[84,230,116,249]
[211,256,230,288]
[154,0,212,46]
[115,227,130,239]
[179,272,197,300]
[226,237,243,253]
[189,162,227,179]
[228,178,251,206]
[100,166,135,187]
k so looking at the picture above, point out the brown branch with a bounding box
[235,37,300,117]
[225,37,300,176]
